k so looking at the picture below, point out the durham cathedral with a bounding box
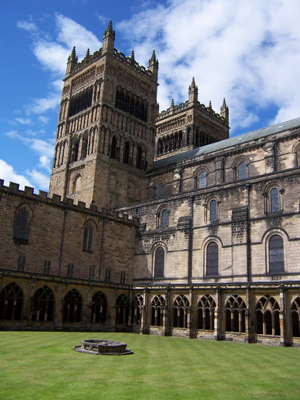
[2,21,300,346]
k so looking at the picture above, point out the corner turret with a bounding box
[65,47,78,77]
[188,77,198,104]
[102,20,115,55]
[148,50,159,80]
[220,98,229,122]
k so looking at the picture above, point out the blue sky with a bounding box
[1,0,300,192]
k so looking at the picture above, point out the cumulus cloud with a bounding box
[25,169,50,190]
[117,0,300,133]
[38,155,51,172]
[0,159,32,189]
[26,93,61,114]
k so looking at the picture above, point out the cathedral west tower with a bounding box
[49,21,158,209]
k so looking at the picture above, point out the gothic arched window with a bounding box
[173,295,189,328]
[151,295,165,326]
[13,207,29,244]
[116,294,129,324]
[123,141,130,164]
[197,295,215,330]
[63,289,82,323]
[225,295,246,333]
[269,235,284,274]
[91,291,107,323]
[154,247,164,278]
[0,283,23,321]
[255,295,280,336]
[206,242,218,276]
[31,286,55,322]
[83,224,93,252]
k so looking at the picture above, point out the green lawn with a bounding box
[0,332,299,400]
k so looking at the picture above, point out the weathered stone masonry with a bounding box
[1,22,300,346]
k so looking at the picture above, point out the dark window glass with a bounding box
[210,200,217,222]
[83,226,93,252]
[269,235,284,274]
[14,208,29,241]
[111,136,117,159]
[161,209,167,227]
[154,247,164,278]
[124,142,130,164]
[207,242,218,276]
[157,183,164,199]
[199,172,206,189]
[238,162,247,180]
[271,188,280,212]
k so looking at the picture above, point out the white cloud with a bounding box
[0,159,32,190]
[117,0,300,133]
[17,21,37,32]
[15,117,31,125]
[38,155,51,172]
[38,116,49,124]
[26,93,61,114]
[25,169,50,190]
[6,130,54,158]
[55,13,102,57]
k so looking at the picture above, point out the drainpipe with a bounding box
[98,218,107,281]
[58,209,68,276]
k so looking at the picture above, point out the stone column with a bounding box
[279,286,287,346]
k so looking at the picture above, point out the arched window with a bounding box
[291,296,300,337]
[83,224,93,252]
[13,207,29,243]
[225,295,246,333]
[31,286,55,322]
[270,188,280,212]
[157,183,164,199]
[210,200,217,222]
[0,283,23,321]
[161,209,168,227]
[91,291,107,323]
[199,172,206,189]
[154,247,164,278]
[111,136,118,159]
[206,242,218,276]
[197,295,215,330]
[269,235,284,274]
[151,295,165,326]
[238,162,247,180]
[132,295,143,325]
[136,146,143,169]
[255,295,280,336]
[63,289,82,323]
[123,141,130,164]
[116,294,129,324]
[173,295,189,328]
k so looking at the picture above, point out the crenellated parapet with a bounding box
[0,180,139,227]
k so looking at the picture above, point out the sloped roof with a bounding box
[152,117,300,170]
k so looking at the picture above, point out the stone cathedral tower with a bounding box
[49,21,158,209]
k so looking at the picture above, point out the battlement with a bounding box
[0,180,139,226]
[65,47,154,81]
[157,100,227,124]
[112,49,151,78]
